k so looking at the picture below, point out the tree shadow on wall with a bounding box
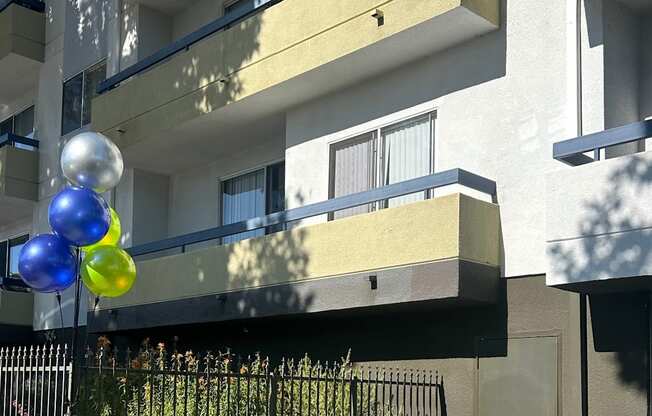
[548,154,652,394]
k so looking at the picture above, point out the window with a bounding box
[0,235,29,278]
[329,112,436,219]
[0,106,36,150]
[62,60,107,135]
[221,161,285,244]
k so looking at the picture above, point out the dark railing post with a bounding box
[269,372,278,416]
[350,376,358,416]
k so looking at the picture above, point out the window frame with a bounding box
[1,234,29,278]
[0,105,36,138]
[328,110,437,217]
[61,59,107,136]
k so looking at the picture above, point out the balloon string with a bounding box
[93,296,100,310]
[55,292,64,329]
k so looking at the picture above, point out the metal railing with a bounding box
[1,345,444,416]
[0,0,44,13]
[0,276,30,292]
[553,119,652,166]
[79,346,443,416]
[127,168,497,258]
[0,345,72,416]
[0,133,39,150]
[97,0,282,94]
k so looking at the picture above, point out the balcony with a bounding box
[91,0,499,166]
[0,0,45,103]
[0,134,39,226]
[0,277,33,333]
[89,169,500,332]
[546,120,652,292]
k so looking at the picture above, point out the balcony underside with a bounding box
[90,193,501,332]
[92,0,499,173]
[0,3,44,103]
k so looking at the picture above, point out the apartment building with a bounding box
[1,0,651,414]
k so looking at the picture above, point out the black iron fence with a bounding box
[1,345,443,416]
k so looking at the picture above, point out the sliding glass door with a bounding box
[329,112,435,219]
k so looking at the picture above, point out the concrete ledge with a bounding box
[88,258,499,332]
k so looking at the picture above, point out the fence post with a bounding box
[269,372,278,416]
[350,376,358,416]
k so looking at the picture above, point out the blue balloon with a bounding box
[18,234,77,293]
[49,186,110,247]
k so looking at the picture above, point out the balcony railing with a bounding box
[0,276,29,292]
[0,0,44,13]
[553,120,652,166]
[96,0,281,94]
[127,168,496,258]
[0,132,39,149]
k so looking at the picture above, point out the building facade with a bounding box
[1,0,651,414]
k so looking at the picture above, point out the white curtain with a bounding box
[382,115,432,208]
[222,169,265,244]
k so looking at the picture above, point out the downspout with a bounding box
[575,1,589,416]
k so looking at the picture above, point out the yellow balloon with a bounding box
[82,208,121,253]
[81,246,136,298]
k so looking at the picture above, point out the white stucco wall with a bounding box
[286,0,574,278]
[167,135,284,237]
[172,0,224,41]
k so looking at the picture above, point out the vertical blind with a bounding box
[381,114,432,208]
[331,132,376,219]
[222,169,266,244]
[330,112,434,219]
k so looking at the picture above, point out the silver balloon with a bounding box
[61,132,124,192]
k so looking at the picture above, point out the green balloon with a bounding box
[81,246,136,298]
[82,207,121,253]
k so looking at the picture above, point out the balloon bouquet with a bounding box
[18,132,136,301]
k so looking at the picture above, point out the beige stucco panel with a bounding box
[99,193,500,310]
[0,147,39,201]
[0,4,45,62]
[459,193,500,266]
[0,291,33,327]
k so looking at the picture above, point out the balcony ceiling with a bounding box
[136,0,198,15]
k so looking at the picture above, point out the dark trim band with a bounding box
[88,259,499,333]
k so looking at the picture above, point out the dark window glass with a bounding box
[82,62,107,126]
[62,72,83,135]
[14,106,35,138]
[266,162,285,214]
[266,162,285,233]
[62,60,106,135]
[0,241,7,277]
[8,235,28,277]
[0,118,12,136]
